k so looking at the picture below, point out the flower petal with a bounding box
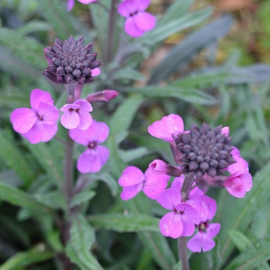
[120,184,143,200]
[134,12,156,32]
[187,231,215,252]
[22,120,44,144]
[61,110,80,129]
[143,169,169,199]
[37,102,59,125]
[224,172,252,198]
[157,188,182,210]
[77,149,100,173]
[41,124,58,142]
[206,223,221,238]
[148,114,184,142]
[60,103,80,112]
[175,203,199,236]
[118,0,137,17]
[124,17,144,37]
[77,110,92,130]
[30,89,54,111]
[78,0,97,4]
[96,145,109,167]
[118,166,145,187]
[136,0,150,11]
[91,68,101,77]
[188,195,217,223]
[10,108,37,134]
[159,212,183,239]
[74,99,93,112]
[67,0,75,11]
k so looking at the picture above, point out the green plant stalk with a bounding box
[64,83,76,204]
[104,0,119,64]
[178,237,190,270]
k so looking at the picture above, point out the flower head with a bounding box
[118,0,156,38]
[69,120,109,173]
[43,36,100,84]
[175,123,235,178]
[60,99,92,130]
[67,0,97,11]
[118,166,170,200]
[10,89,59,144]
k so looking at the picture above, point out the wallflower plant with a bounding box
[2,0,265,269]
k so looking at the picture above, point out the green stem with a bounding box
[104,0,119,64]
[178,237,190,270]
[64,84,76,204]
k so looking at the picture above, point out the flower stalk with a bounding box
[178,237,190,270]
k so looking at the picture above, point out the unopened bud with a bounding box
[86,90,119,103]
[149,159,182,177]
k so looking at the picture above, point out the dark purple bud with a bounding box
[65,74,74,83]
[82,68,91,76]
[200,162,209,171]
[210,159,218,168]
[52,58,62,66]
[65,66,73,73]
[89,60,101,69]
[45,51,55,60]
[188,152,196,160]
[189,161,199,171]
[57,67,65,74]
[72,69,81,77]
[218,160,228,169]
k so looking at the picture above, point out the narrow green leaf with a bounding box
[0,182,50,214]
[0,129,35,186]
[0,249,54,270]
[113,68,146,81]
[66,214,103,270]
[70,190,96,208]
[0,92,30,109]
[140,8,213,46]
[38,0,77,39]
[159,0,194,24]
[224,236,270,270]
[0,28,45,69]
[88,213,159,232]
[172,261,182,270]
[34,191,66,209]
[92,172,118,196]
[119,147,151,162]
[229,230,252,252]
[120,86,218,105]
[0,46,41,78]
[109,94,144,136]
[107,135,127,179]
[25,140,64,191]
[138,232,176,270]
[17,21,52,35]
[149,16,233,84]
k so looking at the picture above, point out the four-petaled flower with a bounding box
[118,0,156,38]
[10,89,59,144]
[157,188,200,238]
[118,166,170,200]
[60,99,93,130]
[187,196,220,252]
[69,120,110,173]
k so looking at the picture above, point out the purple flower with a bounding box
[60,99,93,130]
[10,89,59,144]
[118,0,156,38]
[157,188,200,238]
[67,0,97,11]
[187,196,221,252]
[223,148,252,198]
[69,120,109,173]
[118,166,170,200]
[148,114,185,142]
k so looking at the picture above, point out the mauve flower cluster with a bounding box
[10,36,118,174]
[118,114,252,252]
